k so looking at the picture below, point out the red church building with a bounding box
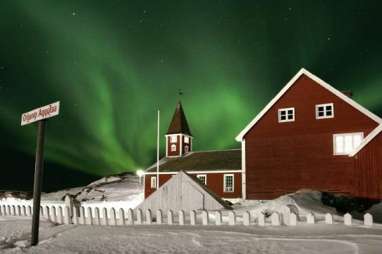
[144,68,382,201]
[143,102,242,200]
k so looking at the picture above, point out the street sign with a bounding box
[21,101,60,126]
[21,101,60,246]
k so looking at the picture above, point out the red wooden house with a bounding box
[143,102,242,200]
[236,68,382,200]
[144,68,382,201]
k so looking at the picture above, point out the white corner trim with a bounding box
[241,140,246,200]
[235,68,382,141]
[349,124,382,157]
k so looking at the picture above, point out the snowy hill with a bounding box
[42,172,144,205]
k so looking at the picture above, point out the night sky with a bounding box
[0,0,381,192]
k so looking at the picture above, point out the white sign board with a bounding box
[21,101,60,126]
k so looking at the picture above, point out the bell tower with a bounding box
[165,101,192,157]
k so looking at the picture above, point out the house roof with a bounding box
[146,149,241,173]
[350,124,382,157]
[235,68,382,141]
[166,101,192,136]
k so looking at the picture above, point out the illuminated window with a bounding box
[184,136,190,144]
[223,174,234,192]
[170,135,177,143]
[150,176,157,189]
[333,133,363,155]
[171,144,176,152]
[316,103,334,119]
[197,174,207,185]
[278,108,295,123]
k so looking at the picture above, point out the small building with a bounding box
[143,102,242,201]
[139,171,230,212]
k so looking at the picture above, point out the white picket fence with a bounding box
[0,201,374,227]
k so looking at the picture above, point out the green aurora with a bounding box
[0,0,381,190]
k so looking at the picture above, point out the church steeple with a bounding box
[165,101,193,157]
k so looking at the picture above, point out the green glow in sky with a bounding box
[0,0,381,177]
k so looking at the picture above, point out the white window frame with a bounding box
[316,103,334,119]
[150,176,157,189]
[170,135,177,143]
[223,174,234,193]
[196,174,207,185]
[171,144,176,152]
[184,136,190,144]
[278,107,295,123]
[333,132,364,156]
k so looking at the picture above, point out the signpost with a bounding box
[21,101,60,246]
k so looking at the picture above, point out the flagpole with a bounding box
[156,110,160,189]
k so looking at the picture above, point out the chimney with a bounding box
[341,90,353,98]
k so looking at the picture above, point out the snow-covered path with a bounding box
[0,217,382,253]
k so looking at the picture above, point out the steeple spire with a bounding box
[165,101,193,157]
[166,101,192,136]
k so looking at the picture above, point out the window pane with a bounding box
[326,105,332,111]
[170,136,177,143]
[336,136,344,153]
[344,135,353,153]
[353,134,363,148]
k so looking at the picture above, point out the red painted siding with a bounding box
[144,172,241,199]
[167,136,180,157]
[354,133,382,199]
[244,74,379,199]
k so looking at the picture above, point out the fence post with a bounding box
[243,211,250,226]
[202,210,209,225]
[94,207,101,225]
[145,209,152,225]
[22,205,27,216]
[136,209,143,225]
[16,205,21,216]
[190,210,196,225]
[118,208,125,226]
[80,207,86,225]
[58,207,64,224]
[178,210,185,225]
[51,206,57,223]
[344,213,352,226]
[156,210,163,225]
[271,212,281,226]
[167,210,174,225]
[127,208,134,225]
[228,211,236,226]
[258,213,265,226]
[87,207,93,225]
[289,212,297,226]
[325,213,333,225]
[28,206,32,217]
[306,213,315,224]
[7,205,11,215]
[110,208,117,226]
[73,207,79,225]
[364,213,373,226]
[11,205,16,216]
[215,211,222,226]
[103,208,109,226]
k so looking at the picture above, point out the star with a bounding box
[72,11,77,16]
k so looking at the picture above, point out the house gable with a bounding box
[236,68,382,141]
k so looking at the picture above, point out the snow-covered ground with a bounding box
[0,216,382,253]
[42,173,144,203]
